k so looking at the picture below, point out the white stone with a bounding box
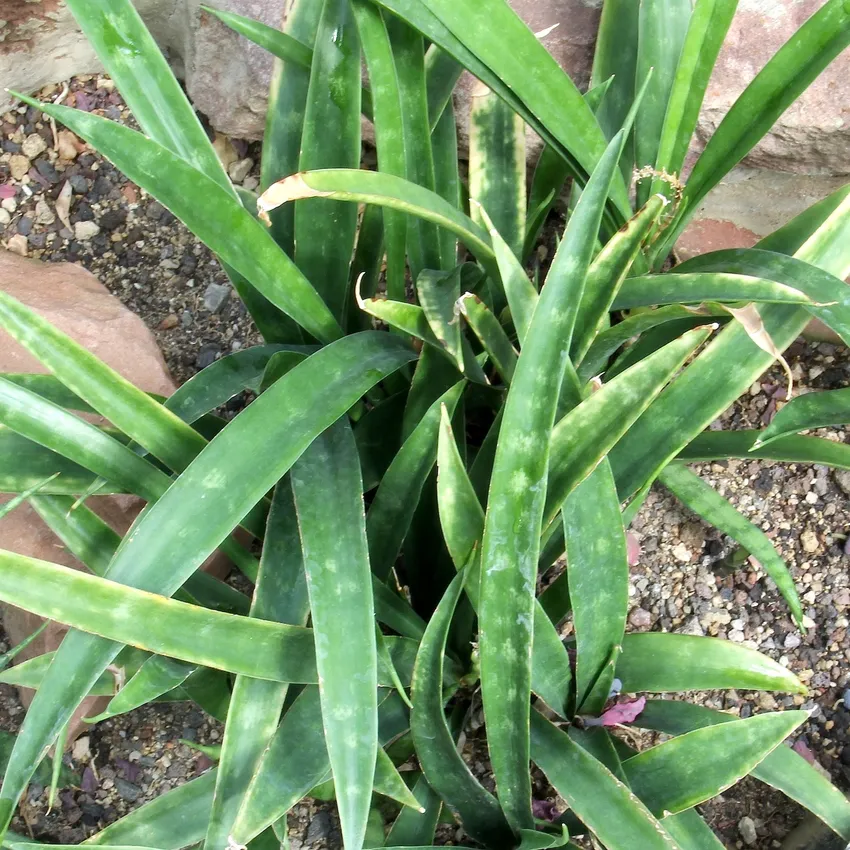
[21,133,47,159]
[74,220,100,241]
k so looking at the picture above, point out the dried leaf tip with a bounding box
[354,272,367,309]
[256,173,332,226]
[534,23,560,39]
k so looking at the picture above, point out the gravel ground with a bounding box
[2,76,850,850]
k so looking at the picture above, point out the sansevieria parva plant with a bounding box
[3,1,850,849]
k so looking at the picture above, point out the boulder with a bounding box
[0,251,231,739]
[3,1,850,177]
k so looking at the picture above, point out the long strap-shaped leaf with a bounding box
[616,632,805,694]
[432,104,462,270]
[258,169,499,282]
[411,570,514,849]
[65,0,232,194]
[650,0,738,197]
[367,382,464,580]
[296,0,361,326]
[636,699,850,841]
[260,0,322,253]
[0,334,415,840]
[478,131,625,830]
[370,0,632,230]
[634,0,691,208]
[622,711,807,817]
[0,292,206,476]
[658,464,803,626]
[758,386,850,446]
[291,421,378,850]
[436,407,571,714]
[204,483,310,850]
[611,188,850,504]
[15,95,342,345]
[673,247,850,349]
[655,0,850,263]
[353,0,407,303]
[529,710,682,850]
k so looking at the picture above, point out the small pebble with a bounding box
[74,220,101,240]
[8,155,29,181]
[0,209,10,226]
[628,608,652,629]
[801,529,819,553]
[16,216,33,236]
[21,133,47,158]
[784,632,802,650]
[738,816,757,845]
[1,197,17,212]
[203,282,230,313]
[228,157,253,184]
[35,198,55,225]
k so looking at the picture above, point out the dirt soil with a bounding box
[2,76,850,850]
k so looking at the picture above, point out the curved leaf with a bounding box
[529,710,682,850]
[16,95,342,345]
[291,421,378,850]
[616,633,805,694]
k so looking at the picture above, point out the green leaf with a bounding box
[546,326,713,529]
[367,382,464,580]
[759,387,850,446]
[469,85,526,258]
[529,710,682,850]
[657,0,850,261]
[637,699,850,841]
[577,306,726,384]
[386,773,443,847]
[624,711,807,817]
[166,345,308,424]
[86,656,194,724]
[291,421,378,850]
[0,333,415,837]
[258,169,499,283]
[411,570,514,849]
[571,195,669,366]
[388,17,441,278]
[375,748,425,812]
[425,46,463,130]
[610,187,850,504]
[353,0,408,303]
[417,269,465,371]
[260,0,322,253]
[616,633,806,694]
[0,291,208,476]
[371,0,632,229]
[435,407,571,714]
[676,247,850,349]
[65,0,231,193]
[566,462,628,715]
[678,429,850,469]
[204,482,309,850]
[611,273,813,309]
[202,5,313,67]
[432,104,462,269]
[458,294,518,386]
[478,131,625,829]
[296,0,362,325]
[634,0,691,207]
[661,810,727,850]
[16,95,342,345]
[658,464,803,626]
[86,770,217,849]
[651,0,738,196]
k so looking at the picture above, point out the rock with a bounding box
[0,209,10,227]
[69,174,89,194]
[0,251,237,744]
[57,130,81,162]
[203,282,230,313]
[628,608,652,629]
[197,342,222,370]
[99,209,127,232]
[801,529,820,554]
[305,812,333,845]
[738,816,757,846]
[784,632,802,650]
[16,216,33,237]
[228,157,254,184]
[834,469,850,497]
[34,199,55,226]
[21,133,47,159]
[9,155,30,182]
[74,220,101,241]
[5,234,27,257]
[1,198,17,213]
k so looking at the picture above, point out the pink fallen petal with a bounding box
[588,695,647,727]
[0,183,16,200]
[627,531,641,567]
[792,739,816,765]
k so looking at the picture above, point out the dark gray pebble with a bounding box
[196,343,221,370]
[114,777,142,802]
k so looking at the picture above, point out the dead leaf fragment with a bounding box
[55,180,73,230]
